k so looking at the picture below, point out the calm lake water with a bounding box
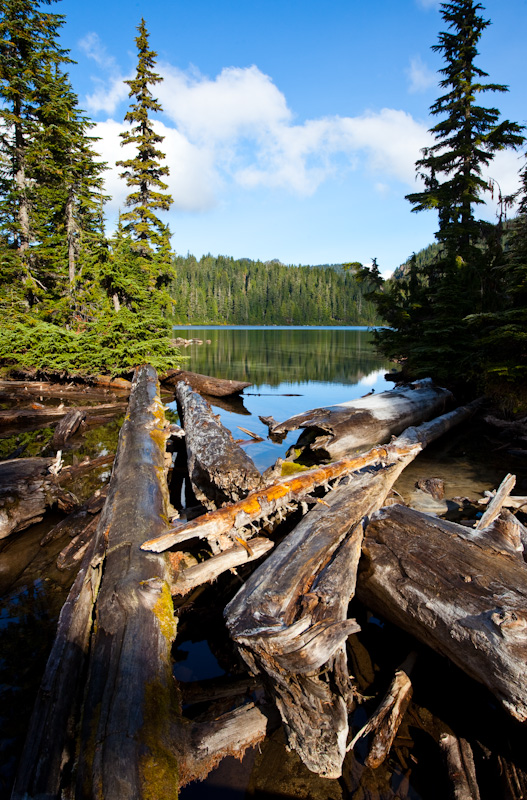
[172,325,394,472]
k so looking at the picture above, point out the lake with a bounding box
[171,325,394,472]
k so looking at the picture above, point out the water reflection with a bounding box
[173,326,392,387]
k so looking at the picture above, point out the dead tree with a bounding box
[357,503,527,722]
[176,381,263,510]
[261,378,453,459]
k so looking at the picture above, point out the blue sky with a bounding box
[57,0,527,274]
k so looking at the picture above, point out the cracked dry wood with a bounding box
[176,380,263,510]
[357,503,527,722]
[262,378,453,459]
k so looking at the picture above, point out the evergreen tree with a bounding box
[0,0,70,302]
[0,0,107,321]
[366,0,524,391]
[116,18,173,256]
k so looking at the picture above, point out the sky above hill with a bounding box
[58,0,527,273]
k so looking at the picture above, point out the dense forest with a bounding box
[170,255,382,326]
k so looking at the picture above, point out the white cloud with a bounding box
[85,56,522,226]
[406,56,437,94]
[79,32,130,114]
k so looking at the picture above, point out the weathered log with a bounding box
[261,378,453,459]
[475,472,516,530]
[50,409,86,449]
[0,456,56,539]
[439,734,481,800]
[40,487,108,545]
[11,365,179,800]
[357,503,527,721]
[142,399,481,554]
[223,401,483,778]
[0,379,128,403]
[348,653,416,769]
[170,536,274,595]
[163,368,251,396]
[176,381,263,510]
[179,702,280,787]
[0,400,127,430]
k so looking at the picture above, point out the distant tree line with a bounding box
[171,255,382,326]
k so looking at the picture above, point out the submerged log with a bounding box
[224,402,479,778]
[176,381,263,510]
[261,378,453,459]
[50,409,86,449]
[12,365,179,800]
[357,503,527,722]
[163,368,251,397]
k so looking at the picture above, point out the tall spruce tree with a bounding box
[370,0,524,390]
[0,0,108,321]
[116,18,173,257]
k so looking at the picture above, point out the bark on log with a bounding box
[0,456,55,539]
[262,378,453,459]
[357,503,527,722]
[163,368,251,396]
[50,409,86,449]
[0,401,127,430]
[11,365,180,800]
[223,401,483,778]
[348,653,416,769]
[176,381,263,510]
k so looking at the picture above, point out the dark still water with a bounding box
[172,326,393,471]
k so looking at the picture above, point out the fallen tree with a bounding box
[357,502,527,722]
[261,378,453,459]
[175,381,263,510]
[224,401,481,778]
[163,368,251,397]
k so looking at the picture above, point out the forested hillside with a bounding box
[171,254,382,326]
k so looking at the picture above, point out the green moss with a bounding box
[281,460,309,477]
[139,679,181,800]
[152,581,178,642]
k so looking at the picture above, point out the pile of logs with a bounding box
[8,366,527,799]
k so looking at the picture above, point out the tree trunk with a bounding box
[262,378,453,459]
[176,381,263,510]
[357,503,527,722]
[163,368,251,397]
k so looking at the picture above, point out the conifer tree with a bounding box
[367,0,524,390]
[116,18,173,257]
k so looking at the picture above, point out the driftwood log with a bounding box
[0,456,55,539]
[0,401,127,432]
[163,368,251,397]
[261,378,453,459]
[224,402,480,778]
[357,503,527,722]
[11,365,179,800]
[176,381,263,510]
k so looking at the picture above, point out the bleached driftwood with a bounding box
[176,381,263,510]
[475,473,516,530]
[348,653,416,769]
[357,503,527,722]
[261,378,453,459]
